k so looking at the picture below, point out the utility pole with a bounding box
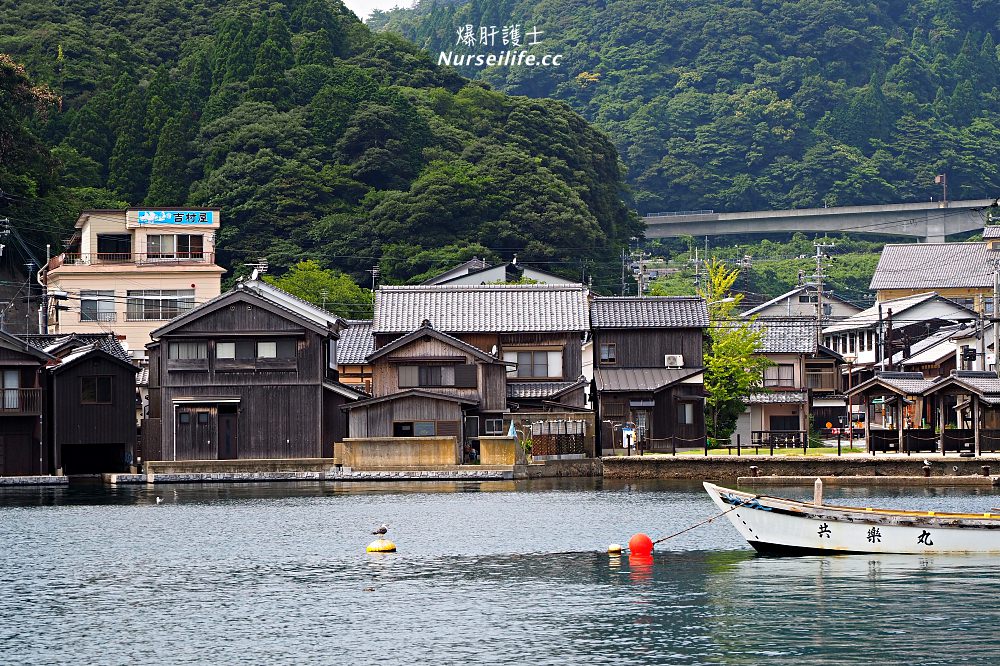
[40,244,50,334]
[24,262,34,335]
[367,265,380,292]
[620,247,627,296]
[935,173,948,207]
[812,241,835,345]
[994,263,999,377]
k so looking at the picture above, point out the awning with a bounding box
[813,397,847,407]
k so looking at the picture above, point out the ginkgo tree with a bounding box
[698,258,771,444]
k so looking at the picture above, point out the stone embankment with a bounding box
[603,455,1000,483]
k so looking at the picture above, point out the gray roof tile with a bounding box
[507,381,583,399]
[749,318,817,354]
[870,243,993,290]
[983,226,1000,239]
[26,333,130,361]
[750,391,807,404]
[373,285,589,334]
[337,320,373,365]
[591,297,708,328]
[594,367,701,392]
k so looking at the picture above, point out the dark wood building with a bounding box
[590,297,709,451]
[144,280,363,462]
[49,345,139,473]
[0,331,52,476]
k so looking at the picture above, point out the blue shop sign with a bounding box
[137,210,215,225]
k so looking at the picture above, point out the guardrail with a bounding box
[60,252,214,266]
[644,210,715,217]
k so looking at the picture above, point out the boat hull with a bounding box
[704,482,1000,555]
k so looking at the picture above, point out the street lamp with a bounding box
[708,297,737,306]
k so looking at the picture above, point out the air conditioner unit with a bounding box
[664,354,684,368]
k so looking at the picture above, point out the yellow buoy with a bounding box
[607,543,623,554]
[366,538,396,553]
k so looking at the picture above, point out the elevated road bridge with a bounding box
[644,199,996,243]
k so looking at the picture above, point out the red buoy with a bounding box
[628,533,654,556]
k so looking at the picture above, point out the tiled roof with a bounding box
[507,380,584,400]
[749,318,817,354]
[925,371,1000,397]
[750,391,807,404]
[594,367,701,392]
[590,297,708,328]
[822,292,975,334]
[870,243,993,290]
[373,284,589,333]
[741,285,860,317]
[337,320,373,365]
[421,257,492,285]
[983,226,1000,239]
[848,371,938,397]
[26,333,130,361]
[137,366,149,387]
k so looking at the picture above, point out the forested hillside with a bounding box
[372,0,1000,214]
[0,0,638,287]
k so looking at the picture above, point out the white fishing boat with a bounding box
[704,481,1000,555]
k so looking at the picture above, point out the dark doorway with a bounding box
[218,408,238,460]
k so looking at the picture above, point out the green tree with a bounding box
[106,87,150,202]
[145,115,188,204]
[699,258,770,443]
[264,260,372,317]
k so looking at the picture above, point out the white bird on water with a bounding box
[155,496,164,504]
[923,460,931,467]
[371,524,389,536]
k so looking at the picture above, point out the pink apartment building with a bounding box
[44,208,225,361]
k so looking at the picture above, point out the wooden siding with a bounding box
[51,357,136,447]
[594,328,704,369]
[165,302,305,336]
[164,384,323,460]
[149,291,349,461]
[481,364,507,411]
[349,396,463,438]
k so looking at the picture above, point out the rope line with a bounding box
[651,496,757,545]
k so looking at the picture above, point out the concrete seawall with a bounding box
[602,456,1000,481]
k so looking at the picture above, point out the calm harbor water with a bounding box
[3,479,1000,664]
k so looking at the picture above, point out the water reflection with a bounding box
[3,479,1000,664]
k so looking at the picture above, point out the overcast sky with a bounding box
[343,0,415,22]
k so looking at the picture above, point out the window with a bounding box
[484,418,505,435]
[2,369,19,410]
[599,343,617,365]
[197,412,210,424]
[80,290,116,322]
[256,339,295,359]
[505,350,562,378]
[799,292,818,303]
[168,341,207,359]
[603,399,625,418]
[398,364,473,388]
[81,376,113,404]
[96,234,131,259]
[146,234,204,260]
[216,342,236,359]
[178,412,191,425]
[257,341,277,358]
[677,402,695,425]
[393,421,436,437]
[126,290,195,321]
[764,364,796,387]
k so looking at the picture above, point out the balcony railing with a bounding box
[60,252,214,266]
[80,311,117,323]
[805,369,837,390]
[0,388,42,414]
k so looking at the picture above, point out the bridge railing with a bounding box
[644,210,715,217]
